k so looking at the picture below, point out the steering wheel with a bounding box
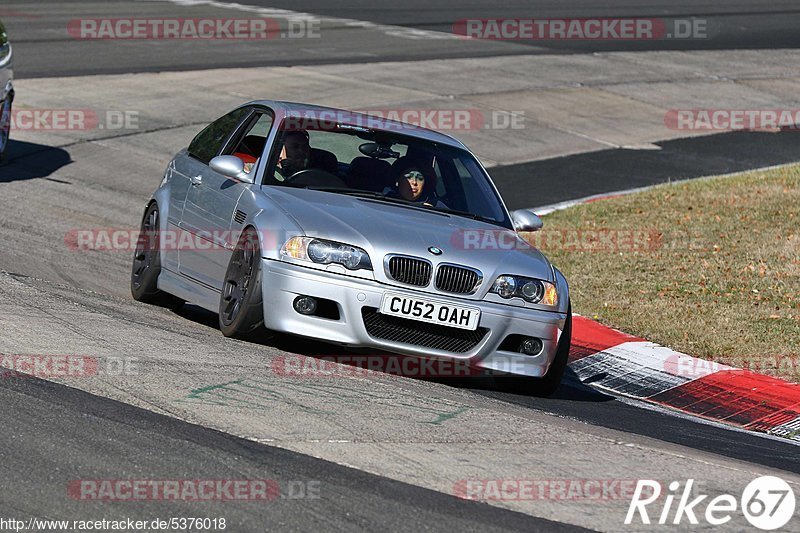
[284,168,346,188]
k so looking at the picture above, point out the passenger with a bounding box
[398,168,428,202]
[386,157,444,207]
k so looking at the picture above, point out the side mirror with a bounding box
[511,209,543,232]
[209,155,253,183]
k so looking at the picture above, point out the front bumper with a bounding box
[261,259,567,377]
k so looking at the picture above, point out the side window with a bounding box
[225,112,274,160]
[458,156,505,222]
[188,108,249,164]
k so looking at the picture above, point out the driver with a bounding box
[275,130,311,178]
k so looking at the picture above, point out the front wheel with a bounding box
[0,95,12,165]
[219,227,268,340]
[531,302,572,397]
[130,202,184,310]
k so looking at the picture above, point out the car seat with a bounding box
[348,157,393,191]
[309,148,338,175]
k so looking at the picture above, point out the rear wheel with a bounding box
[219,227,267,339]
[500,302,572,397]
[0,95,11,165]
[130,202,184,310]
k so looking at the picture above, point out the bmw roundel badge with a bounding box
[428,246,443,255]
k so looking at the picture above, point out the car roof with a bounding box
[245,100,469,150]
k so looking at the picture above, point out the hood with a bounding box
[263,187,554,296]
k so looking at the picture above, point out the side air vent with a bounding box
[233,210,247,225]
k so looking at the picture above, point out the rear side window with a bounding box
[188,108,249,164]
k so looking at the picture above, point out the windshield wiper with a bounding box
[305,186,421,207]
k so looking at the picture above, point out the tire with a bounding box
[500,302,572,397]
[219,227,267,339]
[0,95,11,165]
[130,202,184,310]
[531,302,572,397]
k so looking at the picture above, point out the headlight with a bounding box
[280,236,372,271]
[490,275,557,306]
[491,275,517,298]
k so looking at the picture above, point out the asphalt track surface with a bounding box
[494,129,800,209]
[242,0,800,52]
[8,0,800,78]
[2,1,800,531]
[2,375,582,532]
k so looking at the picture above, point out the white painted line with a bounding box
[529,187,654,216]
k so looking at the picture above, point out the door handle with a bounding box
[190,175,203,186]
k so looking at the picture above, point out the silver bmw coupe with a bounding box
[132,101,571,395]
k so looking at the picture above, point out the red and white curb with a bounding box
[569,316,800,442]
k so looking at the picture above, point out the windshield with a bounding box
[261,121,512,228]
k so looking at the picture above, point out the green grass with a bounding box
[537,164,800,382]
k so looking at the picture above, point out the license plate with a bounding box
[379,293,481,331]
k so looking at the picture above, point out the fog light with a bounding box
[519,337,543,356]
[293,296,318,315]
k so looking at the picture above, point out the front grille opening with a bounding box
[498,334,532,352]
[435,264,481,294]
[361,307,488,353]
[387,256,432,287]
[313,298,341,320]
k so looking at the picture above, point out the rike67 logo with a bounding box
[626,476,796,530]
